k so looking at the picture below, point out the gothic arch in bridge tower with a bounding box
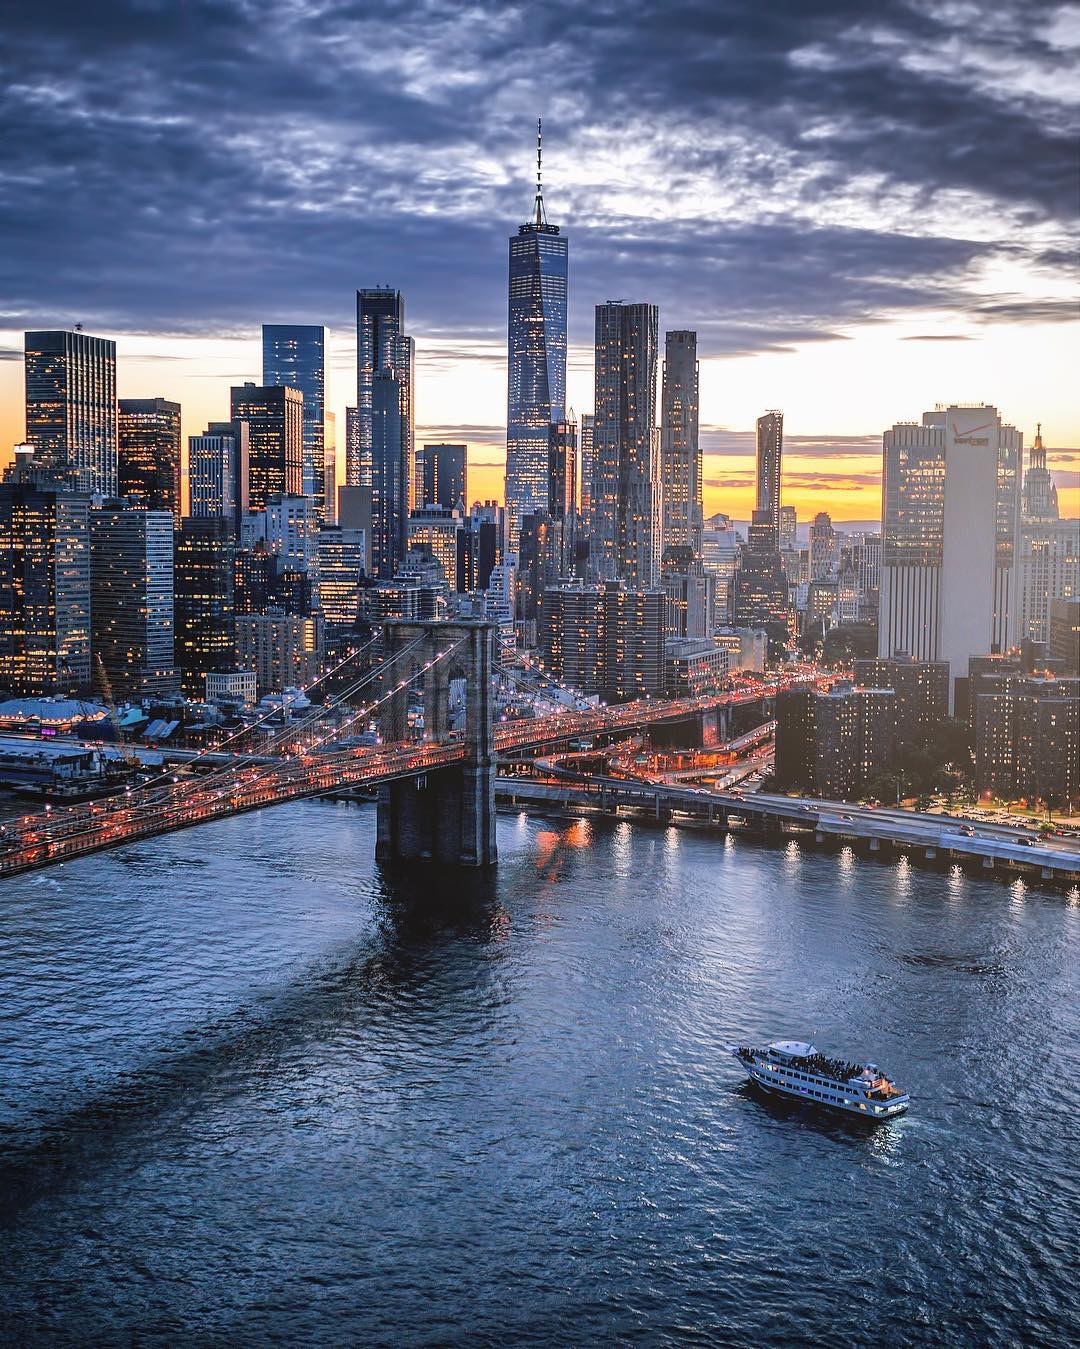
[375,617,497,867]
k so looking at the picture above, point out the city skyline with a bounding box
[1,1,1077,520]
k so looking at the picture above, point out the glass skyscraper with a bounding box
[0,482,92,696]
[24,329,117,495]
[505,124,567,552]
[262,325,326,514]
[355,289,405,489]
[755,410,784,551]
[416,443,467,511]
[660,331,701,556]
[591,301,659,588]
[230,383,304,513]
[370,336,414,579]
[118,396,182,517]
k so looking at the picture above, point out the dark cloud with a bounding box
[0,0,1075,348]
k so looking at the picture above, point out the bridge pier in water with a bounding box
[375,617,498,868]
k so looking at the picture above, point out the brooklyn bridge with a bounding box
[0,617,772,877]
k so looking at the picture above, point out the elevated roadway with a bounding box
[494,776,1080,885]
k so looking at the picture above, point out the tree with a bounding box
[822,623,877,665]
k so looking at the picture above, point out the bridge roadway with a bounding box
[0,691,748,878]
[495,775,1080,884]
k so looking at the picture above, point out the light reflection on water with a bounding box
[0,799,1076,1346]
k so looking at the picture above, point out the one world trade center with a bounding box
[505,120,568,553]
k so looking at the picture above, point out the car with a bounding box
[1017,836,1036,846]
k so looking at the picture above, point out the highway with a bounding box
[495,775,1080,883]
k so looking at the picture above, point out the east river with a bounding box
[1,800,1077,1345]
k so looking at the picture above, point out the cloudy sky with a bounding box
[1,0,1077,518]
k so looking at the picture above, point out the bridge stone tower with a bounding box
[375,617,498,867]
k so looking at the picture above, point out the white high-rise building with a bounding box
[1017,518,1079,645]
[879,405,1022,705]
[242,492,320,574]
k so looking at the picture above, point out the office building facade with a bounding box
[230,383,304,512]
[371,336,414,579]
[577,413,595,541]
[316,528,367,630]
[0,484,92,696]
[189,420,249,533]
[591,301,659,588]
[879,405,1023,704]
[755,411,784,550]
[262,324,326,514]
[175,517,236,697]
[407,504,467,593]
[236,611,324,695]
[118,397,181,516]
[355,288,405,489]
[24,329,117,494]
[416,442,466,511]
[89,507,178,700]
[1016,517,1079,645]
[660,331,701,555]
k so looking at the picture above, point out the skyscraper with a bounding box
[175,517,236,697]
[779,505,797,551]
[355,289,405,489]
[879,405,1023,705]
[371,333,414,579]
[229,383,303,513]
[24,329,117,494]
[755,411,783,551]
[809,510,837,579]
[591,301,659,588]
[118,397,181,517]
[505,121,568,552]
[578,413,595,541]
[89,506,178,699]
[262,324,326,514]
[548,418,577,574]
[317,527,367,629]
[0,481,91,695]
[1017,518,1079,644]
[344,406,360,493]
[323,410,337,525]
[1022,423,1059,521]
[660,331,701,555]
[415,443,467,511]
[189,420,249,533]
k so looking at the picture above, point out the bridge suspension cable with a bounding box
[0,635,473,868]
[68,631,439,827]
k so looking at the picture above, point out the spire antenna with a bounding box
[534,117,546,227]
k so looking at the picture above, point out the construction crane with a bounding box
[94,653,122,740]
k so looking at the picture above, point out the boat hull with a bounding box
[736,1056,909,1120]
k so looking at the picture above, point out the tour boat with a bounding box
[725,1040,910,1119]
